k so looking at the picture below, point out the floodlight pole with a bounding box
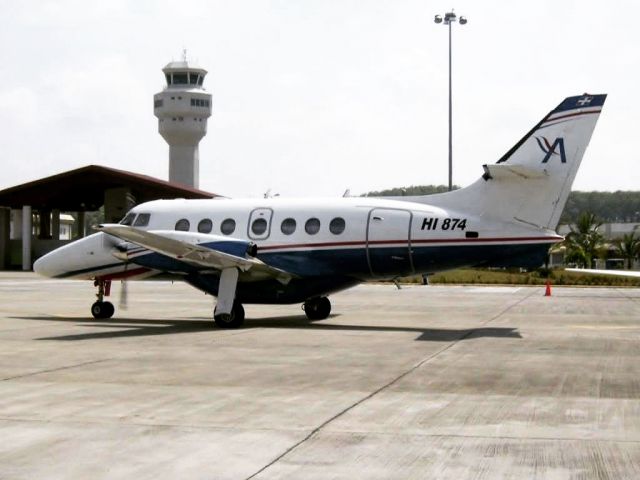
[435,11,467,191]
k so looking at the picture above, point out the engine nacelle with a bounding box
[111,230,258,261]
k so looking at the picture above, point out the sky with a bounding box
[1,0,638,198]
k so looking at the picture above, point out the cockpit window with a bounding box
[120,213,136,226]
[175,219,190,231]
[133,213,151,227]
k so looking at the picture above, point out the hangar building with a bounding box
[0,165,217,271]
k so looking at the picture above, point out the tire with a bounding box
[91,301,115,319]
[102,301,115,319]
[304,297,331,320]
[215,301,245,328]
[91,301,103,319]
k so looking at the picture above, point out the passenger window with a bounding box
[281,218,296,235]
[251,218,267,235]
[175,219,190,231]
[329,217,345,235]
[120,213,136,226]
[198,218,213,233]
[134,213,151,227]
[305,218,321,235]
[221,218,236,235]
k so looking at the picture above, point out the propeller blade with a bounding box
[119,260,129,310]
[119,280,128,309]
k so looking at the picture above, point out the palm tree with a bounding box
[615,231,640,269]
[564,212,603,268]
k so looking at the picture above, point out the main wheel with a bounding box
[91,301,114,319]
[214,301,245,328]
[303,297,331,320]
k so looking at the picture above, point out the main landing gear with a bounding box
[91,279,115,319]
[214,300,245,328]
[303,296,331,321]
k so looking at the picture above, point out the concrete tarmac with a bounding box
[1,272,640,479]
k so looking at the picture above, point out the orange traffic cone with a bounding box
[544,280,552,297]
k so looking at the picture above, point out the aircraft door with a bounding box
[366,208,413,277]
[247,208,273,240]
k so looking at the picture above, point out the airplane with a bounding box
[34,93,607,328]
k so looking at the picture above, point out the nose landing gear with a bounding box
[91,279,115,319]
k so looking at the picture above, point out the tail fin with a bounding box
[407,93,607,230]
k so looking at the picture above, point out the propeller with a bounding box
[119,278,129,310]
[109,241,131,310]
[119,251,130,310]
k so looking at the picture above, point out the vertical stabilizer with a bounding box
[404,93,607,230]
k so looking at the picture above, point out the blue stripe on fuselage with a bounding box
[129,242,551,278]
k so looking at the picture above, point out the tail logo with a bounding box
[536,136,567,164]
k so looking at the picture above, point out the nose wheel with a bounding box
[91,279,115,319]
[303,297,331,320]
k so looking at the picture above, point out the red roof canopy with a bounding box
[0,165,219,211]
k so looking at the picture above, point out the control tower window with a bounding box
[165,74,171,85]
[189,73,199,85]
[173,73,188,84]
[197,76,204,86]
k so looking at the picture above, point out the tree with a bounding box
[564,212,603,268]
[615,231,640,270]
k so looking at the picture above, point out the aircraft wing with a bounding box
[97,224,293,283]
[566,268,640,278]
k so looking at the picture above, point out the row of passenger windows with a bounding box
[176,217,346,236]
[121,213,347,236]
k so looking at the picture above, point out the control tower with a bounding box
[154,56,212,188]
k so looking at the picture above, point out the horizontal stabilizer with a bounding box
[482,164,548,181]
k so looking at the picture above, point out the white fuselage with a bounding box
[34,196,560,303]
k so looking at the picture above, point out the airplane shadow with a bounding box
[12,314,522,343]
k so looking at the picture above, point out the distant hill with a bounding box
[364,186,640,224]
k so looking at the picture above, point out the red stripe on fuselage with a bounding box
[258,235,561,252]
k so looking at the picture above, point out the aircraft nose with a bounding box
[33,250,63,278]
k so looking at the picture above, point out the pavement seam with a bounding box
[615,288,640,304]
[244,291,536,479]
[0,358,112,382]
